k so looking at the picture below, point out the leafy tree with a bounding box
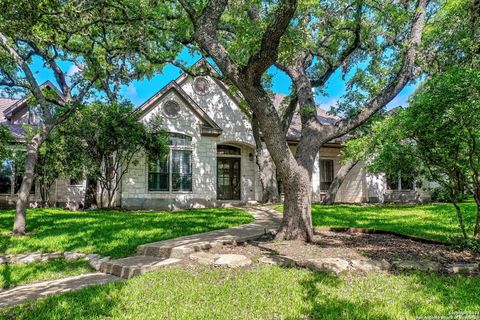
[174,0,428,241]
[62,101,169,208]
[345,67,480,239]
[0,0,183,234]
[0,125,14,161]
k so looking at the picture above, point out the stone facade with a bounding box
[0,71,430,210]
[118,71,430,209]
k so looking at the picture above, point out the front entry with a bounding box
[217,157,241,200]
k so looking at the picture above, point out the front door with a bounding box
[217,158,241,200]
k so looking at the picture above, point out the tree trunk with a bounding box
[452,200,468,239]
[276,168,314,242]
[256,146,279,203]
[84,177,98,209]
[322,160,358,205]
[473,191,480,239]
[13,132,45,235]
[251,116,279,203]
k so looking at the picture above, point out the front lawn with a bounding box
[0,208,254,258]
[0,259,92,289]
[2,265,479,319]
[0,208,253,288]
[310,202,477,243]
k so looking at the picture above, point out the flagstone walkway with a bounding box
[0,206,281,308]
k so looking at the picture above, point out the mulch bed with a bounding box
[207,229,478,270]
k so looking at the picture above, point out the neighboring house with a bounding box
[0,64,430,209]
[0,81,85,208]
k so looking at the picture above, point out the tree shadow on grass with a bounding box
[291,271,398,320]
[0,208,253,258]
[294,269,480,320]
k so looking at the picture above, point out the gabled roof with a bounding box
[0,98,19,120]
[138,80,223,136]
[2,80,63,120]
[272,93,345,144]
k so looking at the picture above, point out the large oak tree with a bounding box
[0,0,183,234]
[175,0,428,241]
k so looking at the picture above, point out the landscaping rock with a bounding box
[393,260,441,272]
[350,259,391,273]
[0,256,6,264]
[258,255,296,267]
[306,258,350,275]
[48,252,63,260]
[189,252,220,265]
[446,263,479,274]
[213,254,252,268]
[64,252,86,261]
[16,253,43,264]
[85,254,110,271]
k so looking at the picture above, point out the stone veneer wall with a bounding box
[120,77,258,210]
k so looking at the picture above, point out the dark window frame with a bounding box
[320,159,334,192]
[148,133,193,192]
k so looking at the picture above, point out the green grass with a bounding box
[0,207,252,289]
[1,265,479,319]
[0,208,254,258]
[283,201,477,243]
[0,259,92,289]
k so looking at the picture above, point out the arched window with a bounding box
[168,133,192,147]
[217,145,241,156]
[149,133,193,192]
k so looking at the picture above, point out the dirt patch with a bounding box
[206,230,478,273]
[315,229,477,266]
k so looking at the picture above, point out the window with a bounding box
[168,133,192,147]
[387,172,414,190]
[172,150,192,191]
[0,160,12,194]
[217,145,241,156]
[148,157,169,191]
[320,159,334,191]
[148,133,192,192]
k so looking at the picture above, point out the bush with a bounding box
[430,186,468,203]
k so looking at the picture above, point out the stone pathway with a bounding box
[100,206,280,278]
[0,206,281,308]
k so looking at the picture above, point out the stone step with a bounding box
[100,256,181,279]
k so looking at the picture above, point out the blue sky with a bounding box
[16,48,417,111]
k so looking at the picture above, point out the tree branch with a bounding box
[0,33,51,120]
[311,0,363,88]
[245,0,298,83]
[326,0,428,141]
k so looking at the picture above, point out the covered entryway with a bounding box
[217,145,241,200]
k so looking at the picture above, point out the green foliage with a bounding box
[0,208,254,258]
[422,0,480,72]
[0,0,185,100]
[57,101,169,207]
[430,186,467,203]
[0,125,14,161]
[344,66,480,237]
[2,265,480,319]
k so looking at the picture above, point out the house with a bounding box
[0,81,86,208]
[118,62,430,209]
[0,66,430,209]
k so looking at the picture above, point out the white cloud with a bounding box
[67,64,80,77]
[126,84,137,98]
